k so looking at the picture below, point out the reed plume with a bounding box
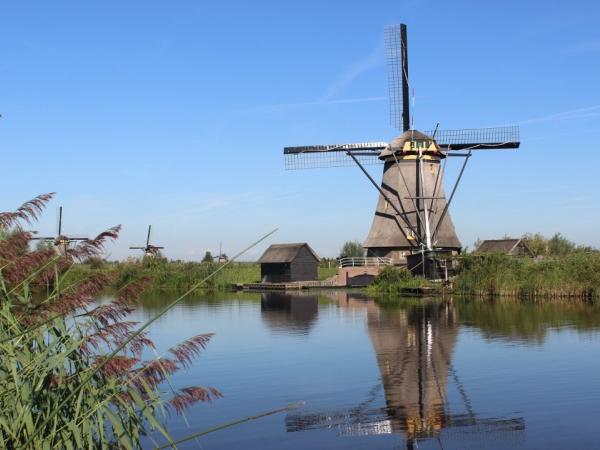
[0,194,219,449]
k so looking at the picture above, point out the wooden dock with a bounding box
[236,278,340,292]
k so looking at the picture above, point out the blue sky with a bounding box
[1,0,599,260]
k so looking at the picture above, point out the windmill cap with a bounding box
[379,129,440,159]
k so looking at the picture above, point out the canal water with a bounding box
[129,291,600,449]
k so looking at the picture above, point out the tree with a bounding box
[547,233,575,256]
[522,232,547,257]
[339,240,364,259]
[202,250,214,263]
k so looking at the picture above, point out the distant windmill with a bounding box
[284,24,520,278]
[31,206,88,255]
[129,225,164,257]
[213,242,229,263]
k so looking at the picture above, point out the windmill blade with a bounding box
[284,142,387,170]
[384,24,409,132]
[286,407,524,440]
[57,206,63,236]
[129,246,146,250]
[146,225,152,248]
[427,126,520,150]
[149,246,164,250]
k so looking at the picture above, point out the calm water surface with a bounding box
[125,291,600,449]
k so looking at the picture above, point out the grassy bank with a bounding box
[453,253,600,300]
[66,259,338,292]
[367,252,600,301]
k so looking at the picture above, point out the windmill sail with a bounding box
[284,142,387,169]
[385,24,410,131]
[428,126,520,150]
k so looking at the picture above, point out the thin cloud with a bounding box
[518,104,600,125]
[321,40,384,101]
[150,189,302,222]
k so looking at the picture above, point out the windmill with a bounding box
[213,242,229,263]
[31,206,88,255]
[283,24,520,278]
[129,225,164,257]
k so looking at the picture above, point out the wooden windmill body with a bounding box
[283,24,520,278]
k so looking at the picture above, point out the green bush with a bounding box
[369,266,426,293]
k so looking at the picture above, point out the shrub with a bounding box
[374,265,413,285]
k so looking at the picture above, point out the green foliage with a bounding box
[369,266,428,293]
[547,233,576,256]
[202,251,213,263]
[454,252,600,299]
[521,232,547,256]
[82,256,105,270]
[374,265,412,284]
[339,241,364,258]
[0,195,219,448]
[521,232,590,257]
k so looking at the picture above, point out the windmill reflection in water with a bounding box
[284,293,525,449]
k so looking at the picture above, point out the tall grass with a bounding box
[0,195,220,448]
[68,259,338,293]
[454,253,600,299]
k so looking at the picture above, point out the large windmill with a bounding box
[283,24,520,278]
[129,225,164,257]
[31,206,88,256]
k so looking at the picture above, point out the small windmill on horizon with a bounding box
[129,225,164,258]
[284,24,520,278]
[31,206,88,255]
[213,242,229,263]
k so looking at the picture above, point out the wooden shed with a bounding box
[258,243,319,283]
[476,239,534,257]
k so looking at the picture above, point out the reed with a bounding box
[453,253,600,300]
[0,195,220,449]
[68,259,338,293]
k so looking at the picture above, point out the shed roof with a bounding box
[476,239,529,255]
[258,243,319,263]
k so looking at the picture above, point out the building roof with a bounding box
[258,243,319,263]
[476,239,532,255]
